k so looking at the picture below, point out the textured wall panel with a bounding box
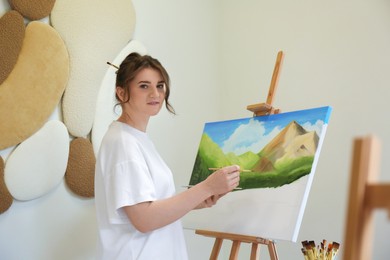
[9,0,56,20]
[4,121,69,201]
[92,40,147,155]
[0,10,25,85]
[65,138,95,198]
[0,21,69,150]
[0,156,12,214]
[51,0,136,138]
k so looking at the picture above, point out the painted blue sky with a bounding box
[203,106,332,155]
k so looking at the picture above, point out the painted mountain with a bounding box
[189,107,332,190]
[184,106,332,242]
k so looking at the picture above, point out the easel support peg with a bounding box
[247,51,284,116]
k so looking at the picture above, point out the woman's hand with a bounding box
[202,165,240,196]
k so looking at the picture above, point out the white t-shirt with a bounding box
[95,121,188,260]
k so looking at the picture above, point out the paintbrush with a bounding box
[182,185,242,190]
[301,248,309,260]
[329,242,340,260]
[106,61,119,69]
[208,167,253,172]
[301,240,340,260]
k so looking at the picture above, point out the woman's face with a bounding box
[121,68,166,117]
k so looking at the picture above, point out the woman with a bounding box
[95,52,240,260]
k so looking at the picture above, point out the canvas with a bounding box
[182,106,332,242]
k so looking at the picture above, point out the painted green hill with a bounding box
[189,120,319,189]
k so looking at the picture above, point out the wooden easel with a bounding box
[196,230,278,260]
[196,51,284,260]
[247,51,284,116]
[343,135,390,260]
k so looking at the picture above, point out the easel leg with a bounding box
[229,241,241,260]
[196,230,279,260]
[210,238,223,260]
[343,136,380,260]
[267,242,278,260]
[250,243,259,260]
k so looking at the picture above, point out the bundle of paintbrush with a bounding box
[301,240,340,260]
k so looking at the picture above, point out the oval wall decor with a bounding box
[9,0,56,20]
[0,156,13,214]
[65,138,95,198]
[4,120,69,201]
[51,0,136,138]
[0,10,25,85]
[0,21,69,150]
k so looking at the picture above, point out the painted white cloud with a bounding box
[301,120,324,136]
[221,119,282,155]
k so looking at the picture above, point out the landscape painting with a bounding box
[183,106,332,242]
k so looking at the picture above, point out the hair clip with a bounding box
[106,61,119,70]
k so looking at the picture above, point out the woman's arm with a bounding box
[123,165,240,233]
[194,194,223,209]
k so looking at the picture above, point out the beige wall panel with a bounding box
[0,21,69,150]
[51,0,136,138]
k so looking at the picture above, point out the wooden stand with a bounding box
[196,230,278,260]
[247,51,284,116]
[195,51,285,260]
[343,135,390,260]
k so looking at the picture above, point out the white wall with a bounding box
[214,1,390,259]
[141,1,390,259]
[1,0,390,259]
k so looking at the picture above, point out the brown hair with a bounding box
[115,52,175,114]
